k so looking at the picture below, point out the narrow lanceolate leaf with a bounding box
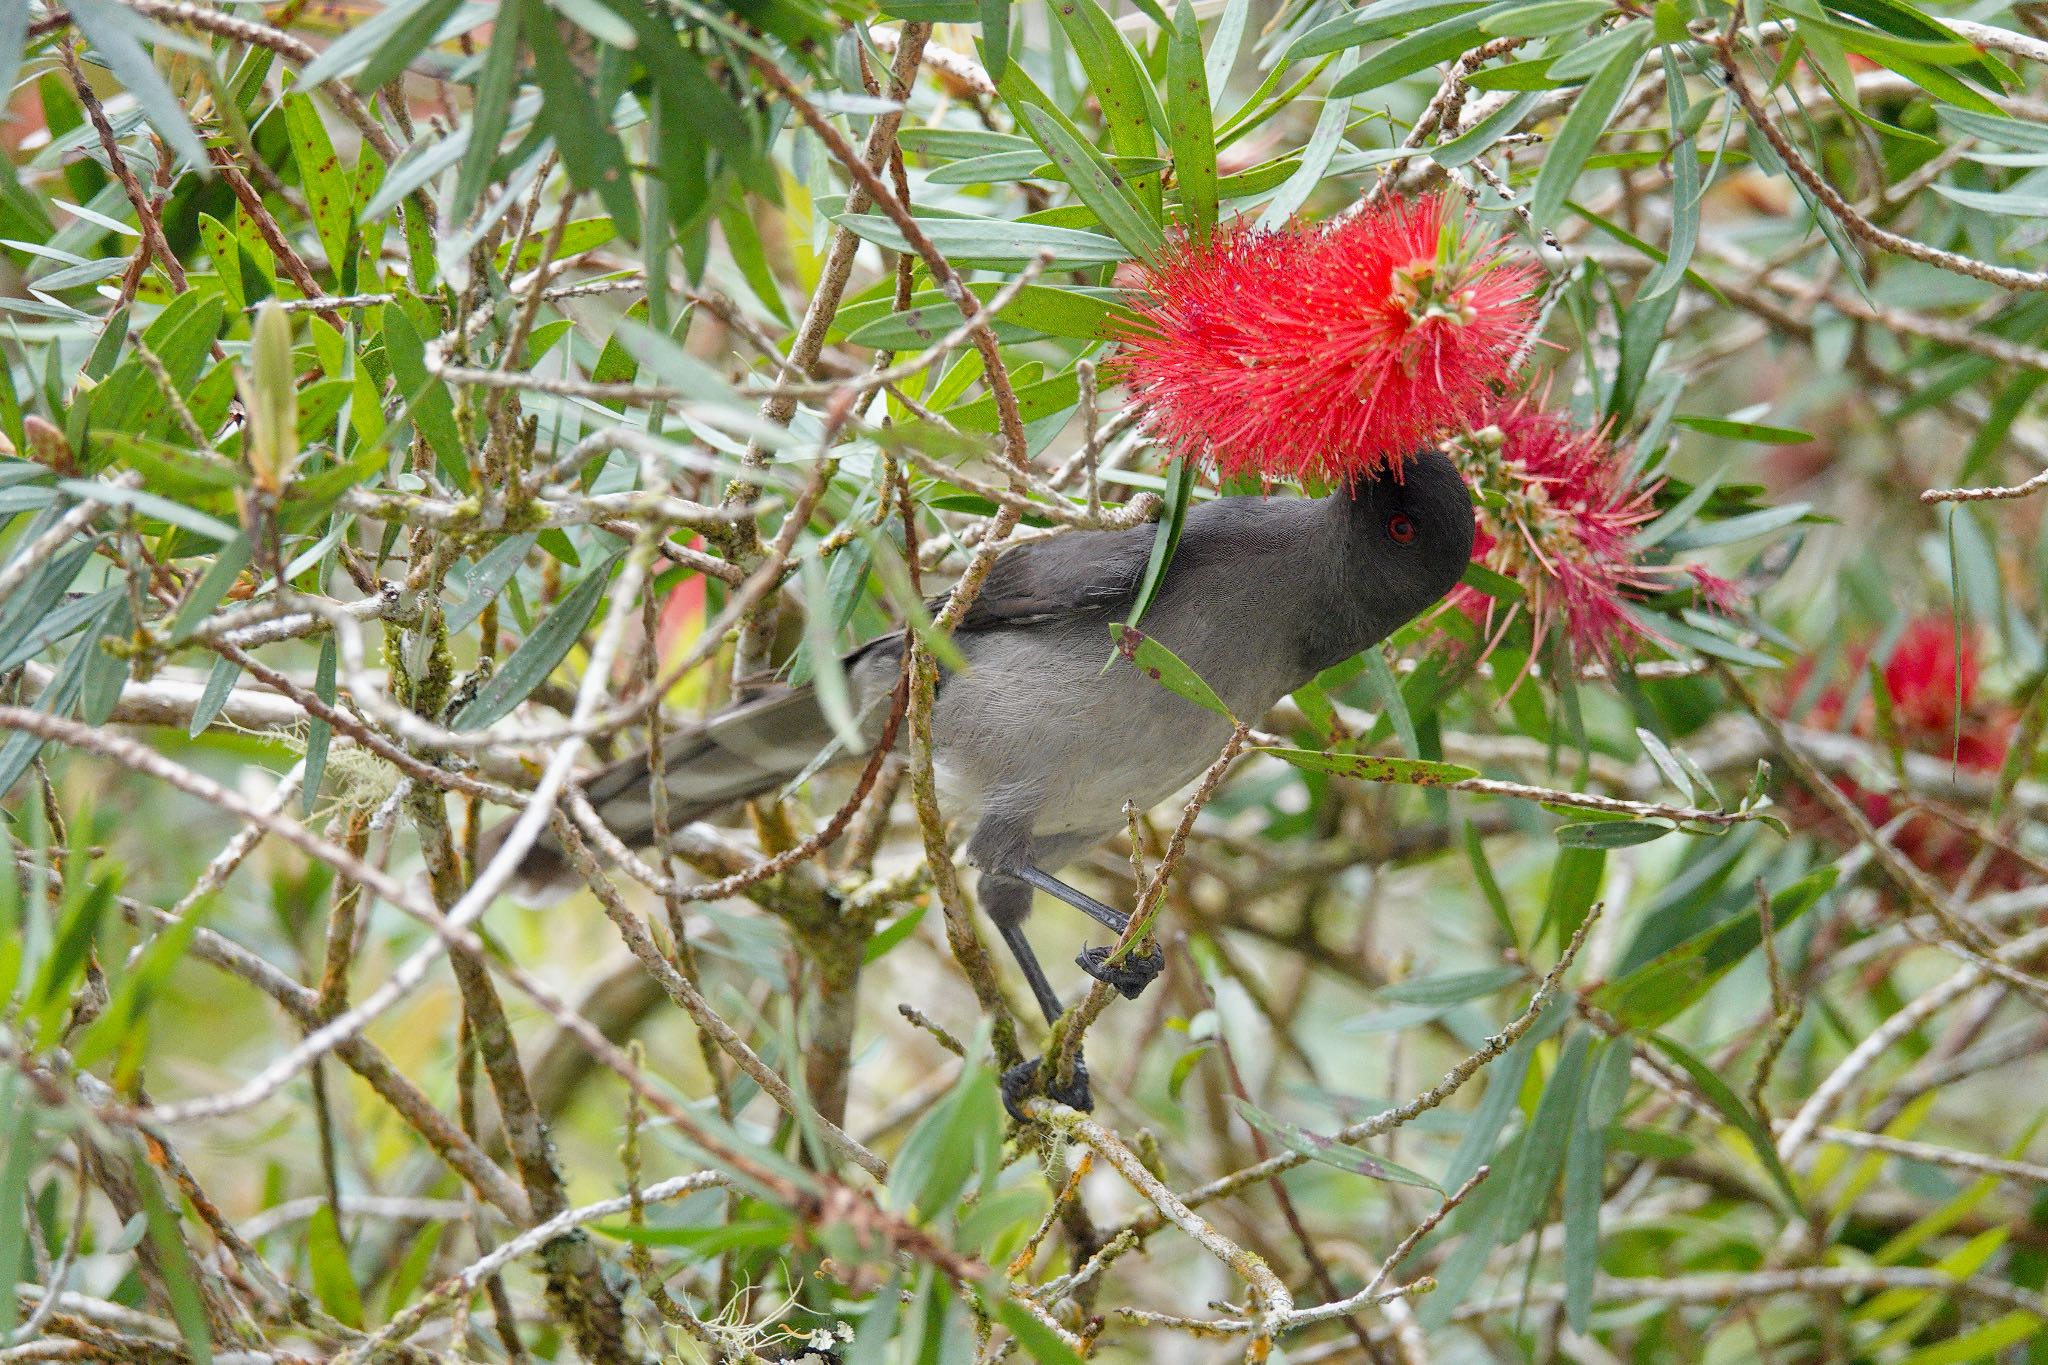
[1526,25,1651,229]
[1555,818,1672,848]
[1109,623,1234,720]
[1264,747,1481,786]
[978,0,1011,81]
[1047,0,1166,214]
[1592,866,1836,1028]
[282,95,351,281]
[1166,0,1218,241]
[834,213,1131,267]
[522,0,640,241]
[303,636,337,816]
[1499,1030,1592,1239]
[67,0,208,170]
[454,0,525,222]
[454,552,624,730]
[1232,1099,1442,1190]
[1017,106,1166,259]
[306,1205,365,1330]
[1329,5,1516,98]
[1642,46,1701,299]
[1564,1038,1631,1332]
[1648,1033,1801,1209]
[1126,455,1193,630]
[190,655,240,738]
[841,285,1139,348]
[1258,93,1351,230]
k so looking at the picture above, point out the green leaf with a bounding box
[1379,965,1527,1005]
[1499,1030,1592,1238]
[1641,47,1702,299]
[1658,501,1812,551]
[382,302,470,490]
[1896,1311,2045,1365]
[447,533,537,636]
[307,1204,365,1329]
[55,481,239,544]
[453,551,624,730]
[592,1217,793,1256]
[1433,89,1543,167]
[1458,558,1525,601]
[522,0,640,241]
[1126,455,1192,628]
[865,531,970,674]
[836,213,1130,267]
[1165,0,1218,239]
[1647,1033,1800,1208]
[862,905,927,965]
[454,1,524,221]
[1592,866,1835,1028]
[189,654,240,738]
[1048,0,1166,215]
[1017,106,1165,259]
[1263,747,1480,785]
[1481,0,1612,37]
[978,0,1011,80]
[1672,414,1816,444]
[303,636,337,816]
[1289,0,1487,59]
[78,598,131,726]
[283,94,351,281]
[1232,1099,1443,1189]
[1564,1038,1630,1332]
[992,1297,1087,1365]
[890,1049,1001,1215]
[68,0,207,171]
[841,284,1138,348]
[944,370,1082,436]
[1526,24,1650,228]
[1257,93,1352,229]
[1542,845,1605,949]
[1109,623,1234,720]
[1930,184,2048,218]
[800,554,866,755]
[1936,106,2048,152]
[1330,4,1517,97]
[1555,819,1672,848]
[1205,0,1250,97]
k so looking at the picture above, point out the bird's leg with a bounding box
[980,872,1093,1119]
[1016,865,1166,1001]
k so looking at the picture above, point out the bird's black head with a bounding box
[1294,447,1476,674]
[1344,446,1478,620]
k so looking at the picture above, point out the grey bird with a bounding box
[500,446,1477,1112]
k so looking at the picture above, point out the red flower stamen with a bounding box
[1444,397,1743,664]
[1111,192,1539,483]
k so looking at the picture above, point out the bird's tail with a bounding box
[485,686,851,896]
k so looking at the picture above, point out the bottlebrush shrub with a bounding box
[1111,192,1539,483]
[1443,398,1743,665]
[1781,618,2026,890]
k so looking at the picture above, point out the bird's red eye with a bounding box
[1388,513,1417,544]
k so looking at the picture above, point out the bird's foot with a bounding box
[1000,1055,1093,1122]
[1076,942,1165,1000]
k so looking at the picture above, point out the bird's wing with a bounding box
[947,522,1158,632]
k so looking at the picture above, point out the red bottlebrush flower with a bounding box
[1882,616,1979,738]
[1111,192,1540,484]
[1777,618,2023,891]
[1443,398,1747,665]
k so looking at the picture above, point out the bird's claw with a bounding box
[1000,1056,1093,1121]
[1076,942,1165,1000]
